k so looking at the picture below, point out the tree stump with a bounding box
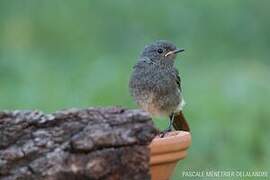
[0,107,158,180]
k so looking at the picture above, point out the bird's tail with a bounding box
[173,111,190,132]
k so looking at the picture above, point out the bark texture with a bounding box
[0,107,157,180]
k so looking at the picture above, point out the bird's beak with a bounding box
[165,48,185,57]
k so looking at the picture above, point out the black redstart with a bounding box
[129,40,190,136]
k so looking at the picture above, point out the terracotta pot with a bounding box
[149,131,191,180]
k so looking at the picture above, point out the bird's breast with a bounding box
[130,69,181,116]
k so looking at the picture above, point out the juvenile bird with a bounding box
[129,40,190,136]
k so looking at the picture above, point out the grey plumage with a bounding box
[129,40,189,132]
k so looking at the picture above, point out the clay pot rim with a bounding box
[149,131,192,179]
[149,131,191,155]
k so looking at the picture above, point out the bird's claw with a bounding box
[159,128,172,138]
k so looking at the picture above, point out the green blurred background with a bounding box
[0,0,269,179]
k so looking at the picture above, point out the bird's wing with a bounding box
[173,68,182,92]
[172,68,190,131]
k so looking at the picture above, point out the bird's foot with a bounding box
[159,128,172,138]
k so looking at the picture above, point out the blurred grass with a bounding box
[0,0,270,179]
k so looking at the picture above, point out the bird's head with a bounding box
[140,40,184,66]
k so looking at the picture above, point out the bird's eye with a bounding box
[157,48,163,54]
